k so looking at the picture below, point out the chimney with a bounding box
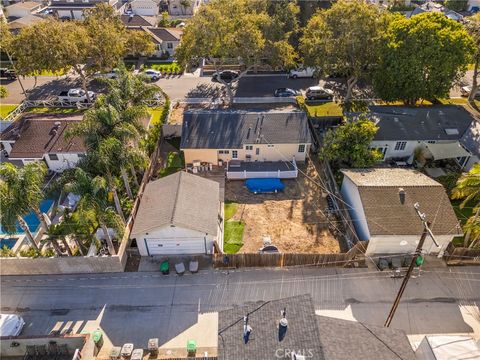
[398,188,406,205]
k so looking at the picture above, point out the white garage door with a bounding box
[144,238,206,255]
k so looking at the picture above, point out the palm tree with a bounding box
[452,163,480,248]
[42,223,72,257]
[64,168,124,255]
[0,162,47,251]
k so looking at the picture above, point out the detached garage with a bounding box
[131,171,222,256]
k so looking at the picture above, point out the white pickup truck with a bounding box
[58,88,96,103]
[288,67,315,78]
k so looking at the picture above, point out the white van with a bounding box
[0,314,25,337]
[288,67,315,78]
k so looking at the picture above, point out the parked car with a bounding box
[288,67,315,78]
[305,86,334,101]
[94,69,119,79]
[274,88,300,97]
[142,69,161,81]
[0,68,17,80]
[0,314,25,337]
[57,88,96,103]
[460,85,480,98]
[211,70,239,83]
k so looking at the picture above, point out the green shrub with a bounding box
[436,173,461,196]
[0,85,8,98]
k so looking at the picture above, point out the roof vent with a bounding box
[278,308,287,341]
[398,188,406,204]
[445,128,459,136]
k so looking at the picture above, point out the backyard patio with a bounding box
[224,161,340,254]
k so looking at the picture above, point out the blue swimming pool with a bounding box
[0,199,54,235]
[0,238,18,249]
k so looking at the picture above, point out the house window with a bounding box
[167,43,173,49]
[427,140,436,144]
[49,153,59,161]
[267,144,274,148]
[298,144,305,153]
[394,141,407,151]
[255,148,260,155]
[245,145,253,150]
[219,150,230,154]
[232,150,238,159]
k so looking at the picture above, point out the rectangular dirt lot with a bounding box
[224,160,341,254]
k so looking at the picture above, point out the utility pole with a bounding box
[384,203,439,328]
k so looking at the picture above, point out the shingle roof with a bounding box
[131,171,219,236]
[218,294,324,360]
[316,316,415,360]
[360,105,474,142]
[6,1,41,10]
[181,110,311,149]
[1,113,85,158]
[120,14,156,27]
[460,120,480,158]
[147,27,182,42]
[342,168,460,236]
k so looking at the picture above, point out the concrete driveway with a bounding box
[1,266,478,347]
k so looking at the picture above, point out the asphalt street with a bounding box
[1,267,478,347]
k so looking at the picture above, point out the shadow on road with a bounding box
[185,82,222,98]
[25,77,106,101]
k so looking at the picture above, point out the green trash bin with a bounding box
[160,260,169,275]
[187,339,197,354]
[92,329,104,349]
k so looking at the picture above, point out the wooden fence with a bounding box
[444,244,480,266]
[213,242,367,269]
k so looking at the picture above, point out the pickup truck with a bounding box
[288,67,315,78]
[58,88,96,103]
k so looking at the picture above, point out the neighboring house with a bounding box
[128,0,159,16]
[0,113,85,172]
[8,13,44,31]
[416,335,480,359]
[168,0,202,15]
[145,27,182,57]
[48,0,118,19]
[407,2,464,20]
[130,171,223,256]
[120,14,156,27]
[180,110,311,179]
[360,105,478,170]
[5,1,42,18]
[340,168,460,256]
[218,294,415,360]
[469,0,480,11]
[460,119,480,171]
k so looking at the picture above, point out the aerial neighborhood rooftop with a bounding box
[0,0,479,359]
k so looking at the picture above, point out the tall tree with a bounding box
[320,118,382,167]
[0,162,48,251]
[176,0,297,104]
[373,12,474,105]
[0,21,26,94]
[444,0,468,12]
[10,4,155,101]
[300,0,387,103]
[452,163,480,248]
[466,14,480,103]
[64,168,123,255]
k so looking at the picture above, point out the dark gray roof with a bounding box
[181,110,311,149]
[131,171,219,236]
[317,316,415,360]
[120,14,156,27]
[218,294,324,360]
[362,105,474,142]
[147,27,182,41]
[460,120,480,158]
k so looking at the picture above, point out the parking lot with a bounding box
[224,161,340,253]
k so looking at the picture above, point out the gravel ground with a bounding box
[224,161,340,253]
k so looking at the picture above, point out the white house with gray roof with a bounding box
[180,110,312,179]
[341,168,460,256]
[359,105,478,170]
[130,171,223,256]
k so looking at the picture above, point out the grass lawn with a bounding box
[158,151,184,177]
[0,104,18,119]
[148,107,166,125]
[26,107,84,114]
[223,201,244,254]
[296,96,343,117]
[145,62,183,73]
[224,220,245,254]
[30,69,66,76]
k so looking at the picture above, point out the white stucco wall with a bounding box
[133,224,216,256]
[168,0,200,15]
[44,153,84,172]
[340,176,370,241]
[468,0,480,10]
[366,234,454,256]
[154,41,180,57]
[183,143,310,165]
